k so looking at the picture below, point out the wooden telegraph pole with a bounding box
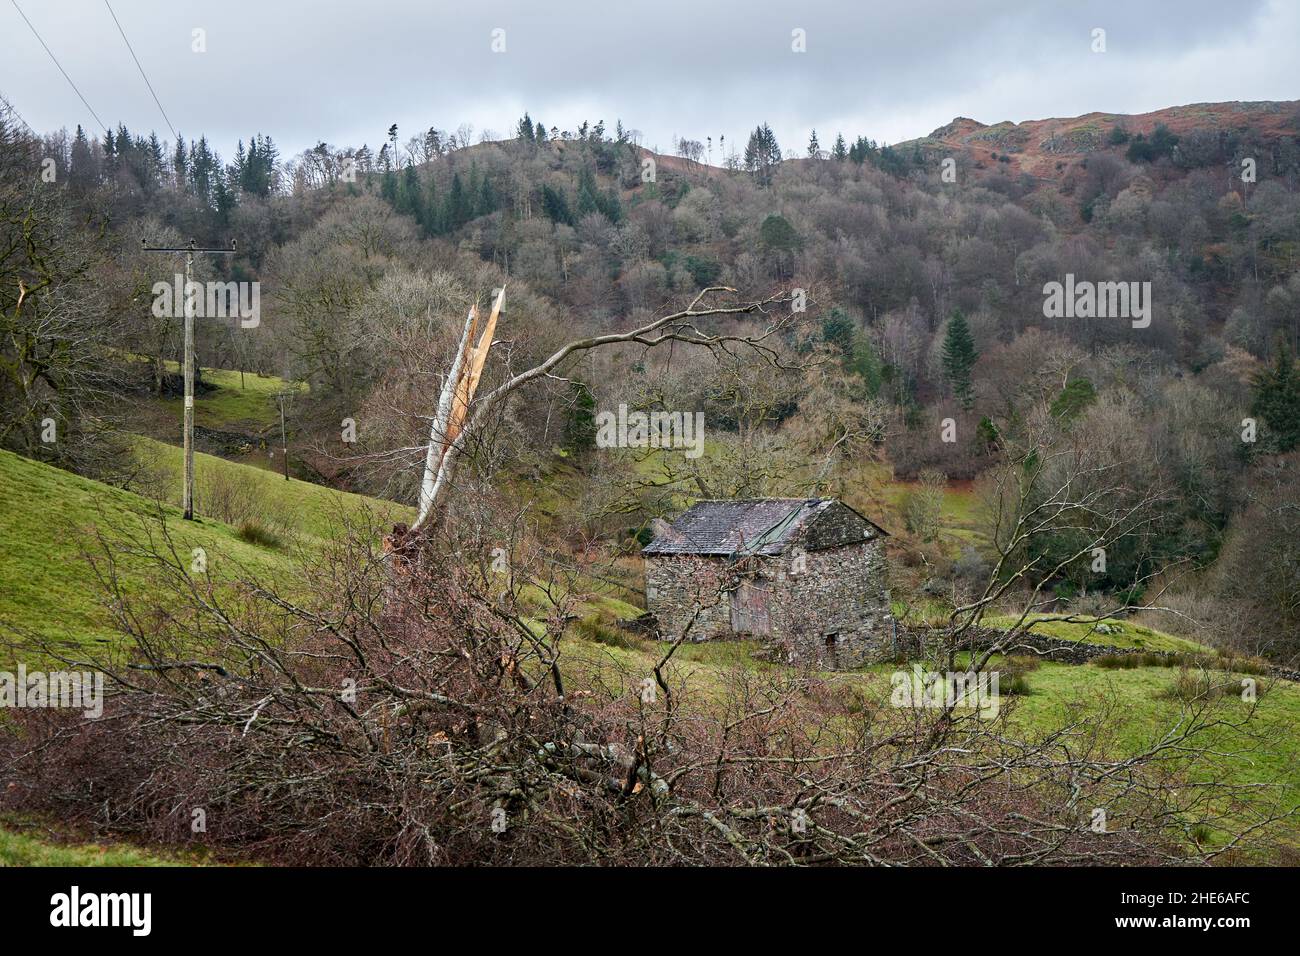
[275,390,292,481]
[141,238,237,519]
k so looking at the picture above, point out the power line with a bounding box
[9,0,109,136]
[0,95,39,138]
[103,0,178,143]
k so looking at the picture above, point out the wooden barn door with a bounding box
[730,581,771,636]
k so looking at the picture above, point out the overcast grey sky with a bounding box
[4,0,1297,163]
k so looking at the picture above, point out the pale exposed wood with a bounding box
[414,304,477,528]
[445,287,503,449]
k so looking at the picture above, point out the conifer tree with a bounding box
[443,172,471,229]
[422,178,441,236]
[69,125,95,191]
[517,112,535,143]
[397,163,423,220]
[941,310,978,410]
[1251,338,1300,452]
[576,167,601,218]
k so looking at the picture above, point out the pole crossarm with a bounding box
[141,239,238,254]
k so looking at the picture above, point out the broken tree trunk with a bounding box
[408,287,504,537]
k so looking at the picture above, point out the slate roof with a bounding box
[642,498,836,557]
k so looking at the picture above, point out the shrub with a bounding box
[952,546,990,585]
[903,469,946,541]
[198,467,266,527]
[1095,653,1141,670]
[1218,653,1271,677]
[237,519,282,549]
[994,655,1039,695]
[1000,673,1033,696]
[1158,667,1241,702]
[573,613,638,649]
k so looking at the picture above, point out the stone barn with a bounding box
[642,498,894,669]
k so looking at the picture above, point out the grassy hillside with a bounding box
[164,365,302,432]
[128,357,302,433]
[0,444,410,654]
[0,448,295,652]
[132,435,412,545]
[982,614,1210,654]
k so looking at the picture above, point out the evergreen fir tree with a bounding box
[541,184,573,225]
[1251,339,1300,452]
[172,134,187,190]
[477,174,497,216]
[576,167,601,218]
[443,172,471,229]
[600,186,623,224]
[422,178,441,236]
[102,131,117,174]
[941,310,978,410]
[517,112,535,143]
[743,123,781,185]
[821,308,855,357]
[69,125,95,191]
[146,133,165,189]
[397,163,423,220]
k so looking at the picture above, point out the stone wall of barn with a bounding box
[765,538,894,668]
[643,554,735,641]
[644,537,894,668]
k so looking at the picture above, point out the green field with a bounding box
[132,435,412,546]
[0,446,409,863]
[0,448,299,651]
[156,362,304,432]
[551,632,1300,854]
[0,442,411,653]
[983,614,1211,654]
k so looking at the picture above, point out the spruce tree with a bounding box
[541,184,573,225]
[69,125,95,191]
[744,124,781,185]
[941,310,978,410]
[397,163,423,220]
[477,175,497,217]
[172,134,187,190]
[443,172,471,229]
[421,178,441,237]
[576,167,601,218]
[517,112,535,143]
[1251,339,1300,452]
